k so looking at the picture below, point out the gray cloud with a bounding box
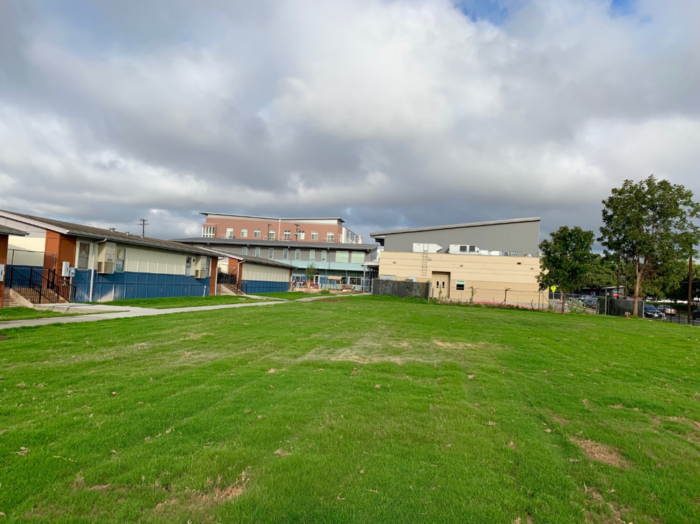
[0,0,699,242]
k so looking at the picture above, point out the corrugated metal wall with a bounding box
[383,221,540,256]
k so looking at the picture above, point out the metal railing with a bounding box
[7,267,75,304]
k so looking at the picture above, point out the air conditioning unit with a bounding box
[489,251,503,256]
[413,243,442,253]
[193,255,210,279]
[448,244,478,254]
[97,242,117,274]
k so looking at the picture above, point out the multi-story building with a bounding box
[199,213,363,244]
[370,217,544,306]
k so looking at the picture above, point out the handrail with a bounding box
[6,267,75,304]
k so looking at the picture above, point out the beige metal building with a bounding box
[371,218,545,307]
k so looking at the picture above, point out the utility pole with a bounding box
[138,218,149,237]
[689,254,694,324]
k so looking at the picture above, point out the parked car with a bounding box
[643,305,665,319]
[657,305,678,316]
[693,309,700,321]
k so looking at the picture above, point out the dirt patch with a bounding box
[154,469,249,513]
[432,339,473,349]
[325,349,408,365]
[571,438,631,468]
[0,335,7,341]
[609,405,624,409]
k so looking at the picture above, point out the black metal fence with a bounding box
[372,279,430,299]
[595,297,644,318]
[7,267,75,304]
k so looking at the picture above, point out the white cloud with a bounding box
[0,0,698,239]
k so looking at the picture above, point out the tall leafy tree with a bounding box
[599,175,700,316]
[537,226,596,313]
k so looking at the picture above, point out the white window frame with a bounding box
[225,228,234,239]
[254,229,261,238]
[309,249,315,261]
[202,226,216,238]
[321,250,327,262]
[284,230,291,240]
[327,232,335,242]
[240,228,248,238]
[268,248,274,259]
[295,249,301,260]
[268,230,275,240]
[311,231,318,240]
[255,247,261,257]
[283,248,289,260]
[77,242,90,270]
[298,231,305,240]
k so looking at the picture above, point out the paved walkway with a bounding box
[0,294,363,331]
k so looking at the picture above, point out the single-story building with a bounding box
[0,211,218,304]
[206,248,294,294]
[0,225,29,308]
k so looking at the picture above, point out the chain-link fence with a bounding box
[372,279,430,299]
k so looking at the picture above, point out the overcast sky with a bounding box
[1,0,698,242]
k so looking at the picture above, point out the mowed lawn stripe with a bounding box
[0,297,698,523]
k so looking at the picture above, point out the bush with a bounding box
[319,289,331,295]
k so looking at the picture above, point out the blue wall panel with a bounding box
[73,270,210,303]
[242,280,289,294]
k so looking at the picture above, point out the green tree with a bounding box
[305,263,318,284]
[599,175,700,316]
[537,226,596,313]
[584,254,618,290]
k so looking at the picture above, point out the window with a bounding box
[327,232,335,242]
[202,225,215,238]
[268,248,274,259]
[255,247,260,257]
[348,277,362,285]
[336,251,349,263]
[240,228,248,238]
[254,229,261,238]
[115,246,126,272]
[242,247,248,255]
[295,249,301,261]
[311,231,318,240]
[185,256,192,276]
[226,228,234,239]
[321,250,327,262]
[309,249,315,261]
[351,252,364,264]
[268,230,275,240]
[283,248,289,260]
[456,281,465,291]
[298,231,305,240]
[77,243,90,270]
[284,230,291,240]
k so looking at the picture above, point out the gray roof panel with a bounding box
[0,211,215,257]
[370,217,541,237]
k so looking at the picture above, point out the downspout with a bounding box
[278,219,281,241]
[89,239,107,302]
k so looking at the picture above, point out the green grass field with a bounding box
[1,297,699,523]
[98,295,261,309]
[0,306,71,322]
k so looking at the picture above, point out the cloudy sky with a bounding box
[1,0,698,242]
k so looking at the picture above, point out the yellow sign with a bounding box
[550,285,557,292]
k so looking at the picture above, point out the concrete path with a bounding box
[0,294,364,331]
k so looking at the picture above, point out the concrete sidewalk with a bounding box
[0,293,365,331]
